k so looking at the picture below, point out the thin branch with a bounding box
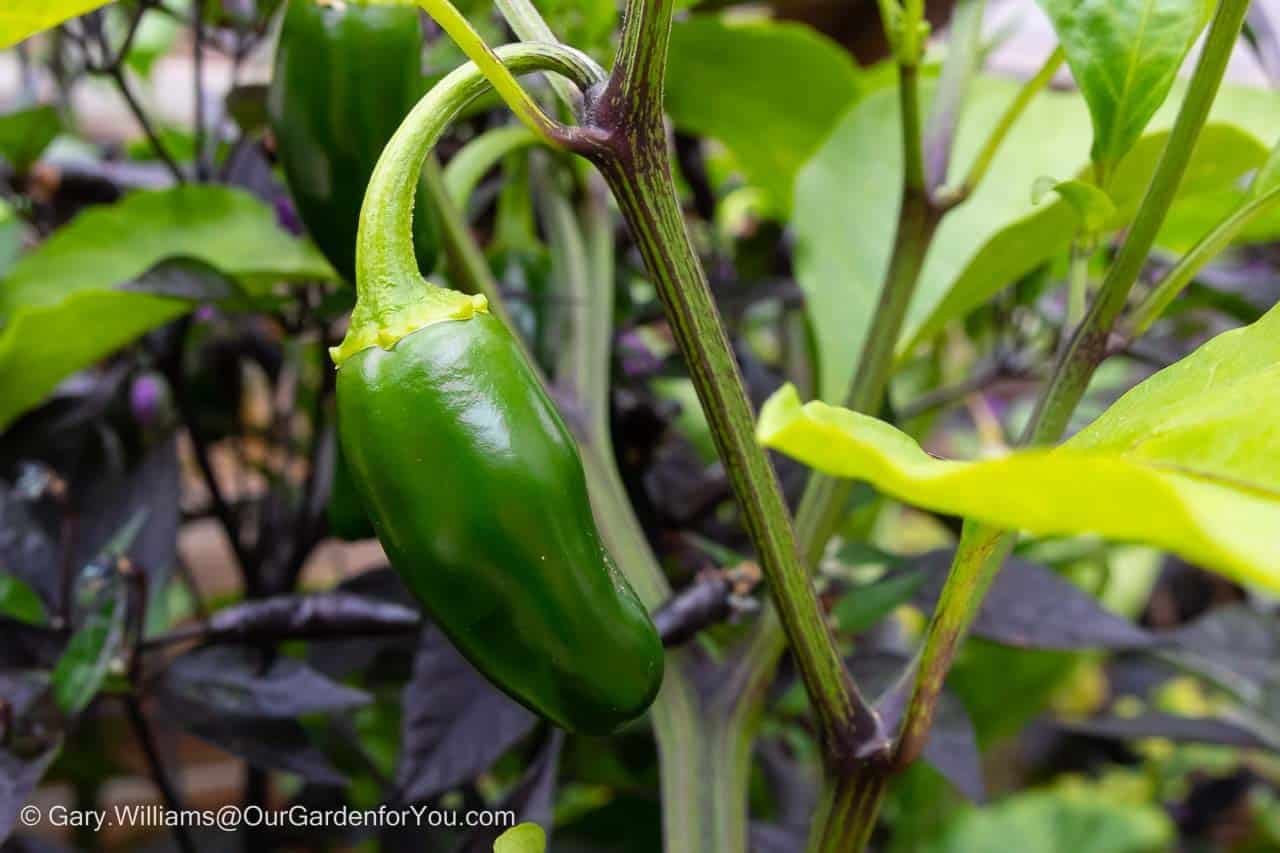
[1125,183,1280,338]
[937,46,1065,209]
[105,65,186,183]
[192,0,211,181]
[123,696,198,853]
[923,0,986,195]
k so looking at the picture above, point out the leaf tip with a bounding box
[756,383,803,447]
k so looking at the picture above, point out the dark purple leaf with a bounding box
[156,699,346,786]
[456,730,564,853]
[0,483,59,607]
[849,651,985,802]
[72,436,182,600]
[117,258,238,302]
[0,620,63,670]
[157,646,369,718]
[1058,711,1274,750]
[912,550,1157,651]
[0,747,60,844]
[1168,604,1279,696]
[394,627,536,803]
[306,568,419,681]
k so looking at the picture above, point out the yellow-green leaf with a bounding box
[493,822,546,853]
[0,0,115,49]
[757,305,1280,591]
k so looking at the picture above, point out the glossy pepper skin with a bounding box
[326,440,375,541]
[336,312,664,733]
[268,0,439,283]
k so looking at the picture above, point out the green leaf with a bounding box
[0,186,333,430]
[0,573,47,624]
[665,15,861,214]
[1250,136,1280,199]
[52,579,127,715]
[930,787,1173,853]
[493,822,546,853]
[758,302,1280,592]
[831,569,924,634]
[1036,0,1211,170]
[0,0,115,48]
[1031,177,1117,234]
[794,72,1277,401]
[0,105,61,173]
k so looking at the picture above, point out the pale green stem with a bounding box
[492,0,585,111]
[411,0,566,143]
[1065,240,1090,334]
[1125,183,1280,337]
[938,46,1065,208]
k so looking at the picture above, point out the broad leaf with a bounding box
[795,74,1278,401]
[911,551,1156,651]
[0,0,114,49]
[159,647,371,718]
[758,302,1280,591]
[665,15,861,213]
[1036,0,1211,170]
[0,187,333,431]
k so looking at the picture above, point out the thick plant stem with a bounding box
[594,0,884,770]
[894,0,1252,772]
[596,147,883,764]
[809,769,890,853]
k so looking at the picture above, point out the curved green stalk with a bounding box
[410,0,567,143]
[332,43,603,363]
[1126,183,1280,337]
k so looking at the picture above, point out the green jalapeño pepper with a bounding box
[269,0,440,284]
[329,46,663,733]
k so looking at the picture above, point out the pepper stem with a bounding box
[329,43,607,365]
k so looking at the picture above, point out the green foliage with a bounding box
[493,822,546,852]
[0,574,47,625]
[794,72,1278,400]
[665,15,862,214]
[52,580,127,715]
[758,300,1280,591]
[0,105,61,173]
[1036,0,1211,172]
[0,186,333,430]
[0,0,114,48]
[1031,177,1116,235]
[930,787,1174,853]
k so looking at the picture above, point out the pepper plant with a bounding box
[1,0,1279,851]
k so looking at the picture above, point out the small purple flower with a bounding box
[130,373,171,428]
